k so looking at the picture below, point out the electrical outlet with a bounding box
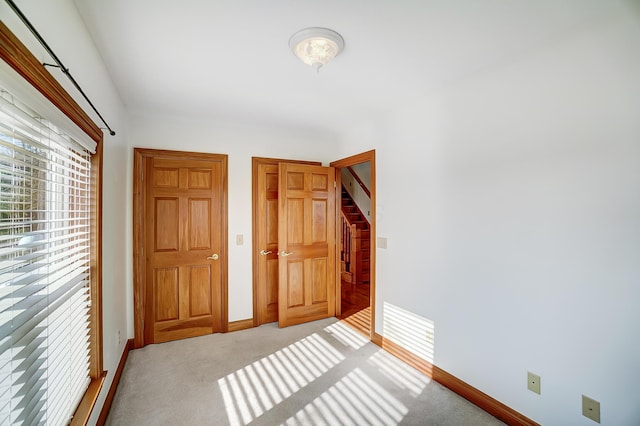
[582,395,600,423]
[527,371,541,394]
[117,330,121,346]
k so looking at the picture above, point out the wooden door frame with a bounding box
[330,150,376,340]
[251,157,320,327]
[133,148,229,348]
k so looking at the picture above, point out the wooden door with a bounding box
[256,163,280,323]
[278,163,336,327]
[142,153,226,344]
[253,158,321,326]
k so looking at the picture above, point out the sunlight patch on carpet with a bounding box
[218,332,345,426]
[324,319,369,350]
[282,368,408,426]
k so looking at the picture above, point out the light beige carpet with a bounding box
[106,317,504,426]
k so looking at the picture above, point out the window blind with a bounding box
[0,86,92,425]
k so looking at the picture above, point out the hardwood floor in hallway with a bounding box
[340,280,370,335]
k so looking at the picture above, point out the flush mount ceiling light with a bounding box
[289,27,344,72]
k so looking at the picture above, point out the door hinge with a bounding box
[334,180,336,188]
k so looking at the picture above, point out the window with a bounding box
[0,85,98,424]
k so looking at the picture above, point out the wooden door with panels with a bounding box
[134,149,228,347]
[255,163,280,324]
[253,158,320,326]
[278,163,336,327]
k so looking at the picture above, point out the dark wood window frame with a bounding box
[0,20,105,425]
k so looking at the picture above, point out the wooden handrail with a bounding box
[347,166,371,198]
[340,207,359,227]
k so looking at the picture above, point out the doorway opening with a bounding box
[331,151,375,338]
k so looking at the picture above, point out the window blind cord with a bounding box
[4,0,117,136]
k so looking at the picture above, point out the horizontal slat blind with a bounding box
[0,87,92,425]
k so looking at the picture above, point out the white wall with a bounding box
[0,1,130,424]
[127,112,340,322]
[341,5,640,425]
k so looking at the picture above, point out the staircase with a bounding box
[340,186,370,284]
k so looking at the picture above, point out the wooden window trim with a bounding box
[0,21,102,143]
[0,19,104,425]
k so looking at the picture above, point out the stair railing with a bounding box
[340,209,359,283]
[347,166,371,197]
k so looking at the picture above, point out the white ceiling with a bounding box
[73,0,622,135]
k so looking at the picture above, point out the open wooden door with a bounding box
[278,163,336,327]
[253,158,321,326]
[255,163,280,324]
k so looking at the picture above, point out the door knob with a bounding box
[260,250,272,256]
[279,250,293,257]
[207,253,219,260]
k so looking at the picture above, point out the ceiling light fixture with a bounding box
[289,27,344,72]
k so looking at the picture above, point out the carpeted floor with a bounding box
[106,317,505,426]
